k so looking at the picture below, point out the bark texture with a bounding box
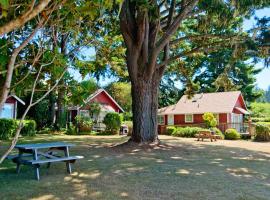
[120,0,198,143]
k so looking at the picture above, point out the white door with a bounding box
[168,115,174,125]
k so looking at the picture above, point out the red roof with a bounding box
[158,91,249,115]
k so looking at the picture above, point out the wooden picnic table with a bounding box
[195,130,221,142]
[8,142,83,180]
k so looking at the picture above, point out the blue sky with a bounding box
[243,8,270,90]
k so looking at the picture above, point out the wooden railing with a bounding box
[158,122,252,135]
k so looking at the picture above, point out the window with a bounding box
[185,114,193,123]
[80,110,90,118]
[0,103,14,119]
[157,115,165,125]
[167,115,174,125]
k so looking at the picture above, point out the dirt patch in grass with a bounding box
[1,135,270,200]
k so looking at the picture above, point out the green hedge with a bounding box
[167,126,224,139]
[20,120,37,136]
[224,129,241,140]
[254,124,270,141]
[0,119,17,140]
[172,127,206,138]
[166,126,177,135]
[0,119,37,140]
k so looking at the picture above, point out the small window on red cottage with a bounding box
[185,114,193,123]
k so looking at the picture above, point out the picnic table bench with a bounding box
[195,130,221,142]
[7,142,83,180]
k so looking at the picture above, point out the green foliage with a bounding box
[254,124,270,141]
[69,79,98,106]
[172,127,207,138]
[122,112,132,121]
[20,120,36,137]
[0,119,37,139]
[0,119,17,140]
[89,102,101,123]
[106,82,131,111]
[250,103,270,118]
[66,122,77,135]
[27,97,50,130]
[103,112,123,134]
[252,117,270,122]
[224,129,241,140]
[75,116,93,132]
[211,127,224,139]
[166,126,177,135]
[203,113,217,128]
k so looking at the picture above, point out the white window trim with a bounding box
[157,115,165,125]
[214,114,219,124]
[185,114,193,123]
[167,115,174,125]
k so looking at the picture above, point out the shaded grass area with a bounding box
[1,135,270,200]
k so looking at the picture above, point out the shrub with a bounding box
[254,124,270,141]
[224,129,241,140]
[0,119,17,140]
[66,122,77,135]
[211,127,224,139]
[172,127,204,138]
[203,112,217,128]
[252,117,270,123]
[103,112,123,134]
[20,120,37,136]
[123,112,132,121]
[75,115,93,132]
[166,126,177,135]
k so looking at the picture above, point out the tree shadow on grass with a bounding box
[1,136,270,199]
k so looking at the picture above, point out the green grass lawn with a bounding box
[1,134,270,200]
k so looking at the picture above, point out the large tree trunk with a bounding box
[120,0,198,143]
[56,78,66,128]
[48,92,56,126]
[131,74,160,143]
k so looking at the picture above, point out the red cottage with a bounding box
[157,91,249,133]
[0,95,25,119]
[67,89,124,131]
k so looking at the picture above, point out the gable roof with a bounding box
[158,91,248,115]
[8,94,25,105]
[82,89,124,112]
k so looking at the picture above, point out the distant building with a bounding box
[67,89,124,131]
[0,95,25,119]
[158,91,249,133]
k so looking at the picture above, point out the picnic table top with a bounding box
[15,142,75,150]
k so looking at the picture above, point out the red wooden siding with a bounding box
[219,113,228,123]
[6,96,16,104]
[82,91,122,113]
[174,115,185,124]
[233,95,246,114]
